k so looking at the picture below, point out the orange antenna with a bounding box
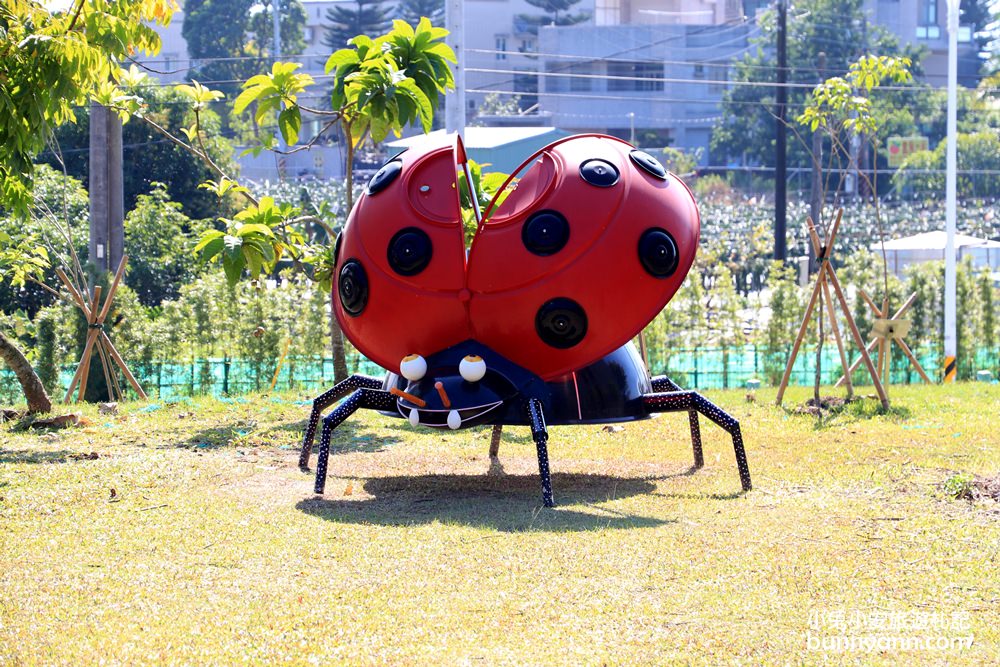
[456,133,482,225]
[434,381,451,408]
[389,387,427,408]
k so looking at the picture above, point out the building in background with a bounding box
[875,231,1000,278]
[135,0,985,178]
[537,20,754,163]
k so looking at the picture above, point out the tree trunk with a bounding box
[0,330,52,413]
[328,124,355,383]
[330,316,349,383]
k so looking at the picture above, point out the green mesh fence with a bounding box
[2,346,996,404]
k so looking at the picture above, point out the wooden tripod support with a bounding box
[775,210,889,409]
[56,256,147,404]
[833,291,932,388]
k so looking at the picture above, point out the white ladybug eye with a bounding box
[399,354,427,382]
[459,355,487,382]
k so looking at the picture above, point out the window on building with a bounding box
[916,0,940,39]
[569,62,593,92]
[519,38,535,53]
[693,64,705,79]
[709,63,729,93]
[608,61,664,92]
[496,36,507,60]
[514,70,538,109]
[595,0,621,26]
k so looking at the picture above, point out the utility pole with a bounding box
[445,0,465,134]
[858,12,869,197]
[272,0,281,63]
[89,102,124,275]
[273,0,286,178]
[809,51,826,274]
[944,0,959,381]
[774,0,787,261]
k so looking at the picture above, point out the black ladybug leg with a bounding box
[314,388,395,494]
[300,374,384,470]
[650,375,681,392]
[643,391,751,492]
[650,376,702,468]
[688,410,704,469]
[526,398,554,507]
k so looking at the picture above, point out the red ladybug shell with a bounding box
[332,133,700,381]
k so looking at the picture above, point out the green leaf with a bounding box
[236,223,276,238]
[194,229,224,252]
[325,49,360,73]
[233,86,264,116]
[197,236,225,263]
[222,254,246,287]
[278,106,301,145]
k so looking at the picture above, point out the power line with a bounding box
[466,66,998,94]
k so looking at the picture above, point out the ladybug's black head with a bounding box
[389,341,538,429]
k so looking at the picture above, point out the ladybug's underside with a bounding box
[299,340,751,507]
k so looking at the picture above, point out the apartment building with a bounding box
[138,0,983,174]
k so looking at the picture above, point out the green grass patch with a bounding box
[1,384,998,664]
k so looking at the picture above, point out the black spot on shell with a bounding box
[638,228,679,278]
[366,160,402,196]
[579,159,619,187]
[387,227,433,276]
[522,210,570,256]
[339,260,369,316]
[630,150,668,180]
[536,298,588,349]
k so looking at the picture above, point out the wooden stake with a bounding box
[777,209,888,407]
[96,337,116,401]
[98,256,128,323]
[821,276,853,397]
[835,339,878,387]
[858,289,881,316]
[99,332,147,400]
[59,256,146,403]
[774,261,826,405]
[823,265,890,409]
[834,293,915,387]
[74,286,102,403]
[896,337,933,384]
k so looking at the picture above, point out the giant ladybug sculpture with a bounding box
[299,133,751,507]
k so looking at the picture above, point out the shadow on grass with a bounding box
[296,472,674,532]
[781,396,914,431]
[0,449,87,465]
[651,489,748,501]
[177,418,404,455]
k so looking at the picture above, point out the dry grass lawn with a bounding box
[1,383,998,665]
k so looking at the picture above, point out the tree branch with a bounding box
[136,112,259,207]
[272,117,341,155]
[66,0,86,33]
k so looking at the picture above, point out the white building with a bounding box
[874,231,1000,278]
